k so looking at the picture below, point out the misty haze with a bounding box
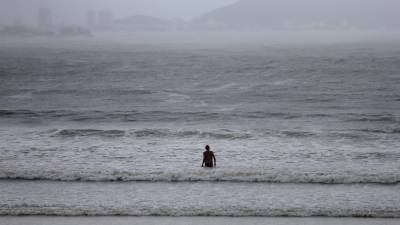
[0,1,400,224]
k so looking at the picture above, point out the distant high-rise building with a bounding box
[86,10,96,28]
[37,8,52,29]
[13,17,25,27]
[98,10,113,29]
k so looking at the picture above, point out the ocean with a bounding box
[0,38,399,217]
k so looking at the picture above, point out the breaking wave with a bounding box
[344,113,399,123]
[359,128,400,134]
[1,110,398,125]
[1,204,399,217]
[1,169,399,184]
[51,127,399,140]
[56,129,126,137]
[53,128,253,139]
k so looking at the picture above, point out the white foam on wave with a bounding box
[164,93,191,103]
[204,83,238,93]
[5,92,33,100]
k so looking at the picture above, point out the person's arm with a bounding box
[202,152,205,167]
[213,153,216,166]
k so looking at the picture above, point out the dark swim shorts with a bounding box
[204,162,213,167]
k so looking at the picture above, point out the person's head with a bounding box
[205,145,210,151]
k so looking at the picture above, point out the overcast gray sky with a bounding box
[0,0,237,25]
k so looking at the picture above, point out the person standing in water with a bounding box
[202,145,216,168]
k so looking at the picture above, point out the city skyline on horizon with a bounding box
[0,0,237,26]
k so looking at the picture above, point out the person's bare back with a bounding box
[202,145,216,168]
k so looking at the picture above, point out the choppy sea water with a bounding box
[0,43,399,217]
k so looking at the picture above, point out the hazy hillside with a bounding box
[196,0,400,30]
[114,15,169,31]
